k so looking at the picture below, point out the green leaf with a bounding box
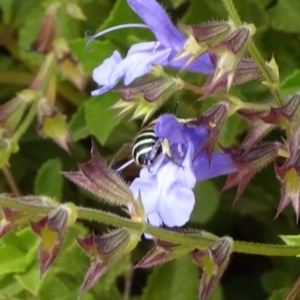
[142,256,198,300]
[268,0,300,32]
[261,270,292,294]
[97,0,147,45]
[34,158,63,199]
[84,95,124,145]
[0,275,23,297]
[0,246,29,275]
[14,266,41,296]
[267,288,289,300]
[280,70,300,96]
[69,106,90,141]
[218,114,246,148]
[69,39,115,75]
[38,273,74,300]
[191,180,220,224]
[17,4,44,65]
[1,227,37,250]
[280,234,300,247]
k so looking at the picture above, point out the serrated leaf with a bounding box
[142,256,198,300]
[84,94,124,145]
[268,0,300,32]
[191,180,220,224]
[34,158,63,199]
[69,106,90,141]
[280,70,300,96]
[69,39,115,75]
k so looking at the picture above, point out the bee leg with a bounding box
[161,139,182,167]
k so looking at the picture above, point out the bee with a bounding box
[111,115,196,173]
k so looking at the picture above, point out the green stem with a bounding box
[222,0,242,27]
[222,0,284,106]
[11,103,37,142]
[1,196,300,257]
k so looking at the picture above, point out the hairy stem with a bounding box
[222,0,284,106]
[1,196,300,257]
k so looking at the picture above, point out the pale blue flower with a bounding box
[91,0,214,96]
[129,114,236,227]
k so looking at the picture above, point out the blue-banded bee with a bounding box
[131,128,162,167]
[112,115,195,172]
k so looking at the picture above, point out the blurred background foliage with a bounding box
[1,0,300,299]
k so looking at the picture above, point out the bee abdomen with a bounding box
[132,129,161,166]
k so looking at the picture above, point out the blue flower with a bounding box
[129,114,236,227]
[91,0,214,96]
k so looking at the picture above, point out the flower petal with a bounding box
[127,0,184,49]
[193,152,236,181]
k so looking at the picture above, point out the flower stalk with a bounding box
[222,0,284,106]
[0,195,300,257]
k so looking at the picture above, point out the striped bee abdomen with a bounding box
[132,129,162,166]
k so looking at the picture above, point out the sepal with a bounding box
[36,98,71,151]
[0,139,19,168]
[210,25,254,91]
[77,228,140,294]
[31,3,60,54]
[135,239,193,268]
[53,38,87,91]
[112,73,182,124]
[201,57,261,98]
[174,20,233,70]
[193,103,228,163]
[31,203,76,275]
[63,142,137,208]
[192,237,234,300]
[0,90,36,137]
[222,143,280,203]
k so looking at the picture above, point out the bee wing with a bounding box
[109,142,132,168]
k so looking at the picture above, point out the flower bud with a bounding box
[53,38,86,91]
[192,237,234,300]
[135,239,193,269]
[201,57,262,98]
[31,3,60,54]
[211,25,255,90]
[37,98,71,151]
[113,75,182,124]
[222,143,280,203]
[77,228,140,294]
[65,3,86,20]
[0,90,36,137]
[30,53,56,102]
[0,139,19,168]
[31,203,76,275]
[63,142,139,211]
[174,20,234,70]
[193,103,228,163]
